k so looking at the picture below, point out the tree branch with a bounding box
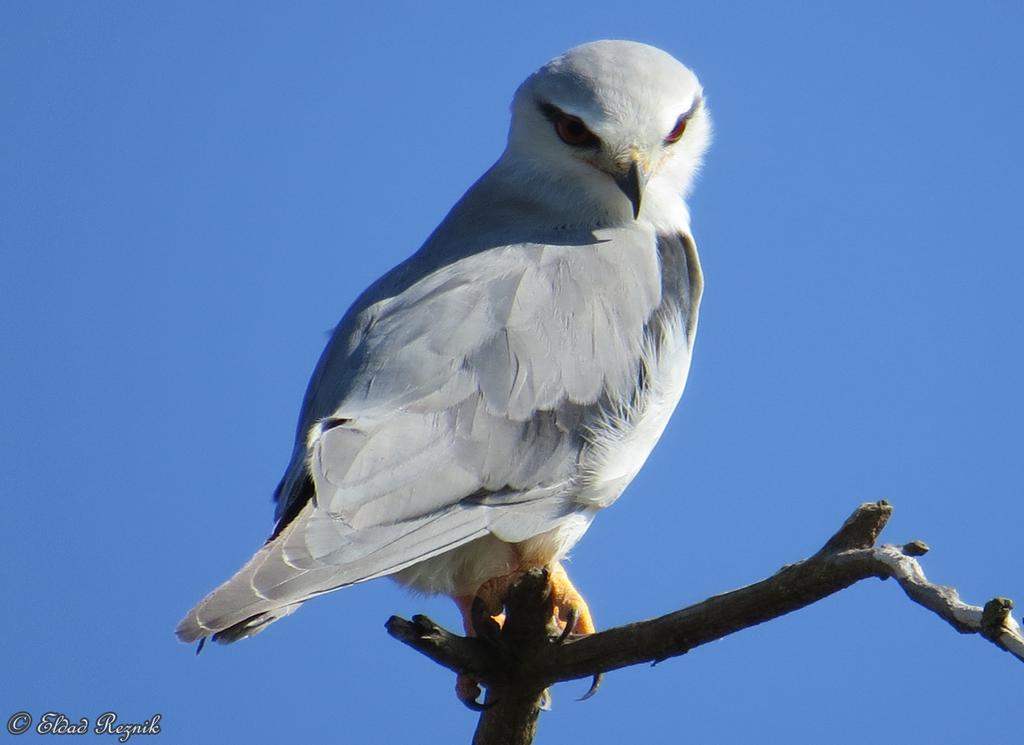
[386,501,1023,744]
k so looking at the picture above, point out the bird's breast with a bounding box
[575,230,701,508]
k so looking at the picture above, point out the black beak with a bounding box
[614,159,647,219]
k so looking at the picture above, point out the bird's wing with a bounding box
[177,226,695,643]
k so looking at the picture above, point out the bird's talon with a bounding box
[461,695,495,712]
[456,674,496,711]
[578,672,604,701]
[557,607,579,644]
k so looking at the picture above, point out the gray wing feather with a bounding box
[177,225,691,644]
[179,501,492,642]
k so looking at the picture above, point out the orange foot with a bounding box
[548,561,595,637]
[452,561,595,708]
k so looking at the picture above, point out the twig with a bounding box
[386,501,1023,744]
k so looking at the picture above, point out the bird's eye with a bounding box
[664,115,688,145]
[555,115,599,147]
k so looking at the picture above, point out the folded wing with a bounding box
[176,227,673,643]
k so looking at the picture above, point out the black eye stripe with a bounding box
[537,101,566,124]
[665,116,688,143]
[664,96,703,144]
[679,96,703,126]
[536,97,702,148]
[537,100,601,149]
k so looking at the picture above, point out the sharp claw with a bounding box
[461,694,498,712]
[457,674,498,711]
[578,672,604,701]
[539,688,552,711]
[557,607,579,644]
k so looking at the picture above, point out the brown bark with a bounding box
[385,501,1023,745]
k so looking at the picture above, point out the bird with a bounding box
[177,39,711,705]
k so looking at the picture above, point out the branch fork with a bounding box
[386,501,1022,745]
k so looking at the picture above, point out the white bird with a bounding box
[177,39,711,703]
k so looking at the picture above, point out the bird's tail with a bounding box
[175,500,348,645]
[176,481,498,645]
[175,537,310,645]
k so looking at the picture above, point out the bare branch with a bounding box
[871,543,1024,661]
[386,501,1023,744]
[469,570,555,745]
[385,614,489,678]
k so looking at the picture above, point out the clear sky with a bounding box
[3,2,1021,743]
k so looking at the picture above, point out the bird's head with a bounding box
[505,40,711,227]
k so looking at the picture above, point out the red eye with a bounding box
[664,116,688,144]
[556,115,598,147]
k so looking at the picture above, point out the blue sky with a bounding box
[3,2,1021,743]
